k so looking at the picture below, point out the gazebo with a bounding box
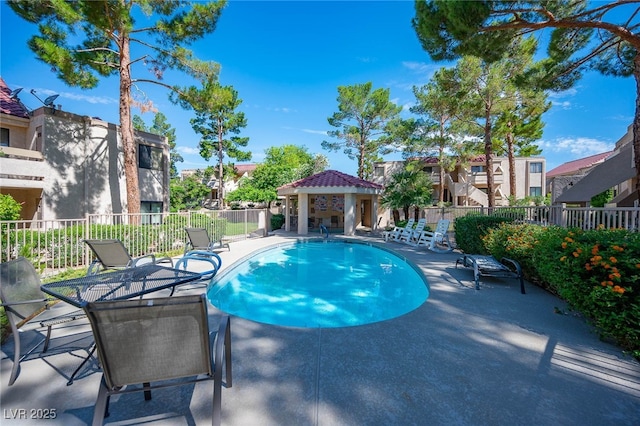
[277,170,383,236]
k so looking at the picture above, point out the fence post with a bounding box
[84,214,90,269]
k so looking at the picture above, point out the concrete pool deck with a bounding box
[2,230,640,425]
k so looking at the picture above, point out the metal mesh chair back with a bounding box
[84,239,133,269]
[0,257,46,320]
[84,294,213,390]
[185,228,212,250]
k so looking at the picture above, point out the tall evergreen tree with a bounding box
[409,67,467,205]
[9,0,226,214]
[175,80,251,208]
[413,0,640,199]
[322,82,402,180]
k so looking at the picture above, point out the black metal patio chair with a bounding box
[0,257,86,386]
[83,239,173,276]
[83,294,232,426]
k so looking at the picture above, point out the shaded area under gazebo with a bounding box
[277,170,383,236]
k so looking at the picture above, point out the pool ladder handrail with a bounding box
[319,224,329,239]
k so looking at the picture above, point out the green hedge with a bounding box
[454,214,513,254]
[270,213,284,230]
[483,223,640,360]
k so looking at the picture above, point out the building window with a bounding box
[529,162,543,173]
[422,166,433,173]
[471,165,485,173]
[374,166,385,177]
[141,201,162,225]
[138,144,163,170]
[529,187,542,197]
[1,128,9,147]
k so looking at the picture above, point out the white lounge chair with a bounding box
[400,218,427,245]
[416,219,453,252]
[389,218,415,242]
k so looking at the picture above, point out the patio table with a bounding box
[40,264,205,384]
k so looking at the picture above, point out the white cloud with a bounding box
[60,91,117,105]
[551,100,572,110]
[402,61,435,74]
[32,87,117,105]
[548,87,578,99]
[301,128,328,136]
[539,137,614,156]
[609,113,634,122]
[177,146,200,155]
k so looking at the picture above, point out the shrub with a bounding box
[454,214,513,254]
[0,194,21,221]
[271,213,284,230]
[483,224,640,359]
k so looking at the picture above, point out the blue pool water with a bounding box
[207,240,429,328]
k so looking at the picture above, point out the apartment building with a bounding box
[372,155,546,208]
[554,124,637,207]
[0,78,170,220]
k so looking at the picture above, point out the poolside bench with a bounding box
[455,255,526,294]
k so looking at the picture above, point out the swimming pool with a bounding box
[207,240,429,328]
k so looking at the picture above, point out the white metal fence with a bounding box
[1,209,268,275]
[415,205,640,231]
[2,206,639,275]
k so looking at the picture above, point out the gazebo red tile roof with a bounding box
[278,169,382,190]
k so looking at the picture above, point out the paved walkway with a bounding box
[2,231,640,425]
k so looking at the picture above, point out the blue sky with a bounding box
[1,0,635,176]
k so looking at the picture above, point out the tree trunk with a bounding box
[358,145,365,179]
[118,32,140,215]
[506,128,516,199]
[438,145,445,204]
[484,112,495,208]
[217,117,224,209]
[634,53,640,202]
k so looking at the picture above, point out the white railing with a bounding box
[1,209,268,275]
[420,205,639,231]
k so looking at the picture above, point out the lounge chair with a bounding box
[455,255,525,294]
[416,219,453,252]
[83,239,173,275]
[0,257,86,386]
[184,227,230,254]
[388,218,415,242]
[400,218,427,245]
[83,294,232,426]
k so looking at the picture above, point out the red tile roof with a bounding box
[278,169,382,190]
[547,151,613,178]
[0,77,29,118]
[234,164,257,175]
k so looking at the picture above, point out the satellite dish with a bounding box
[44,94,59,106]
[9,88,23,99]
